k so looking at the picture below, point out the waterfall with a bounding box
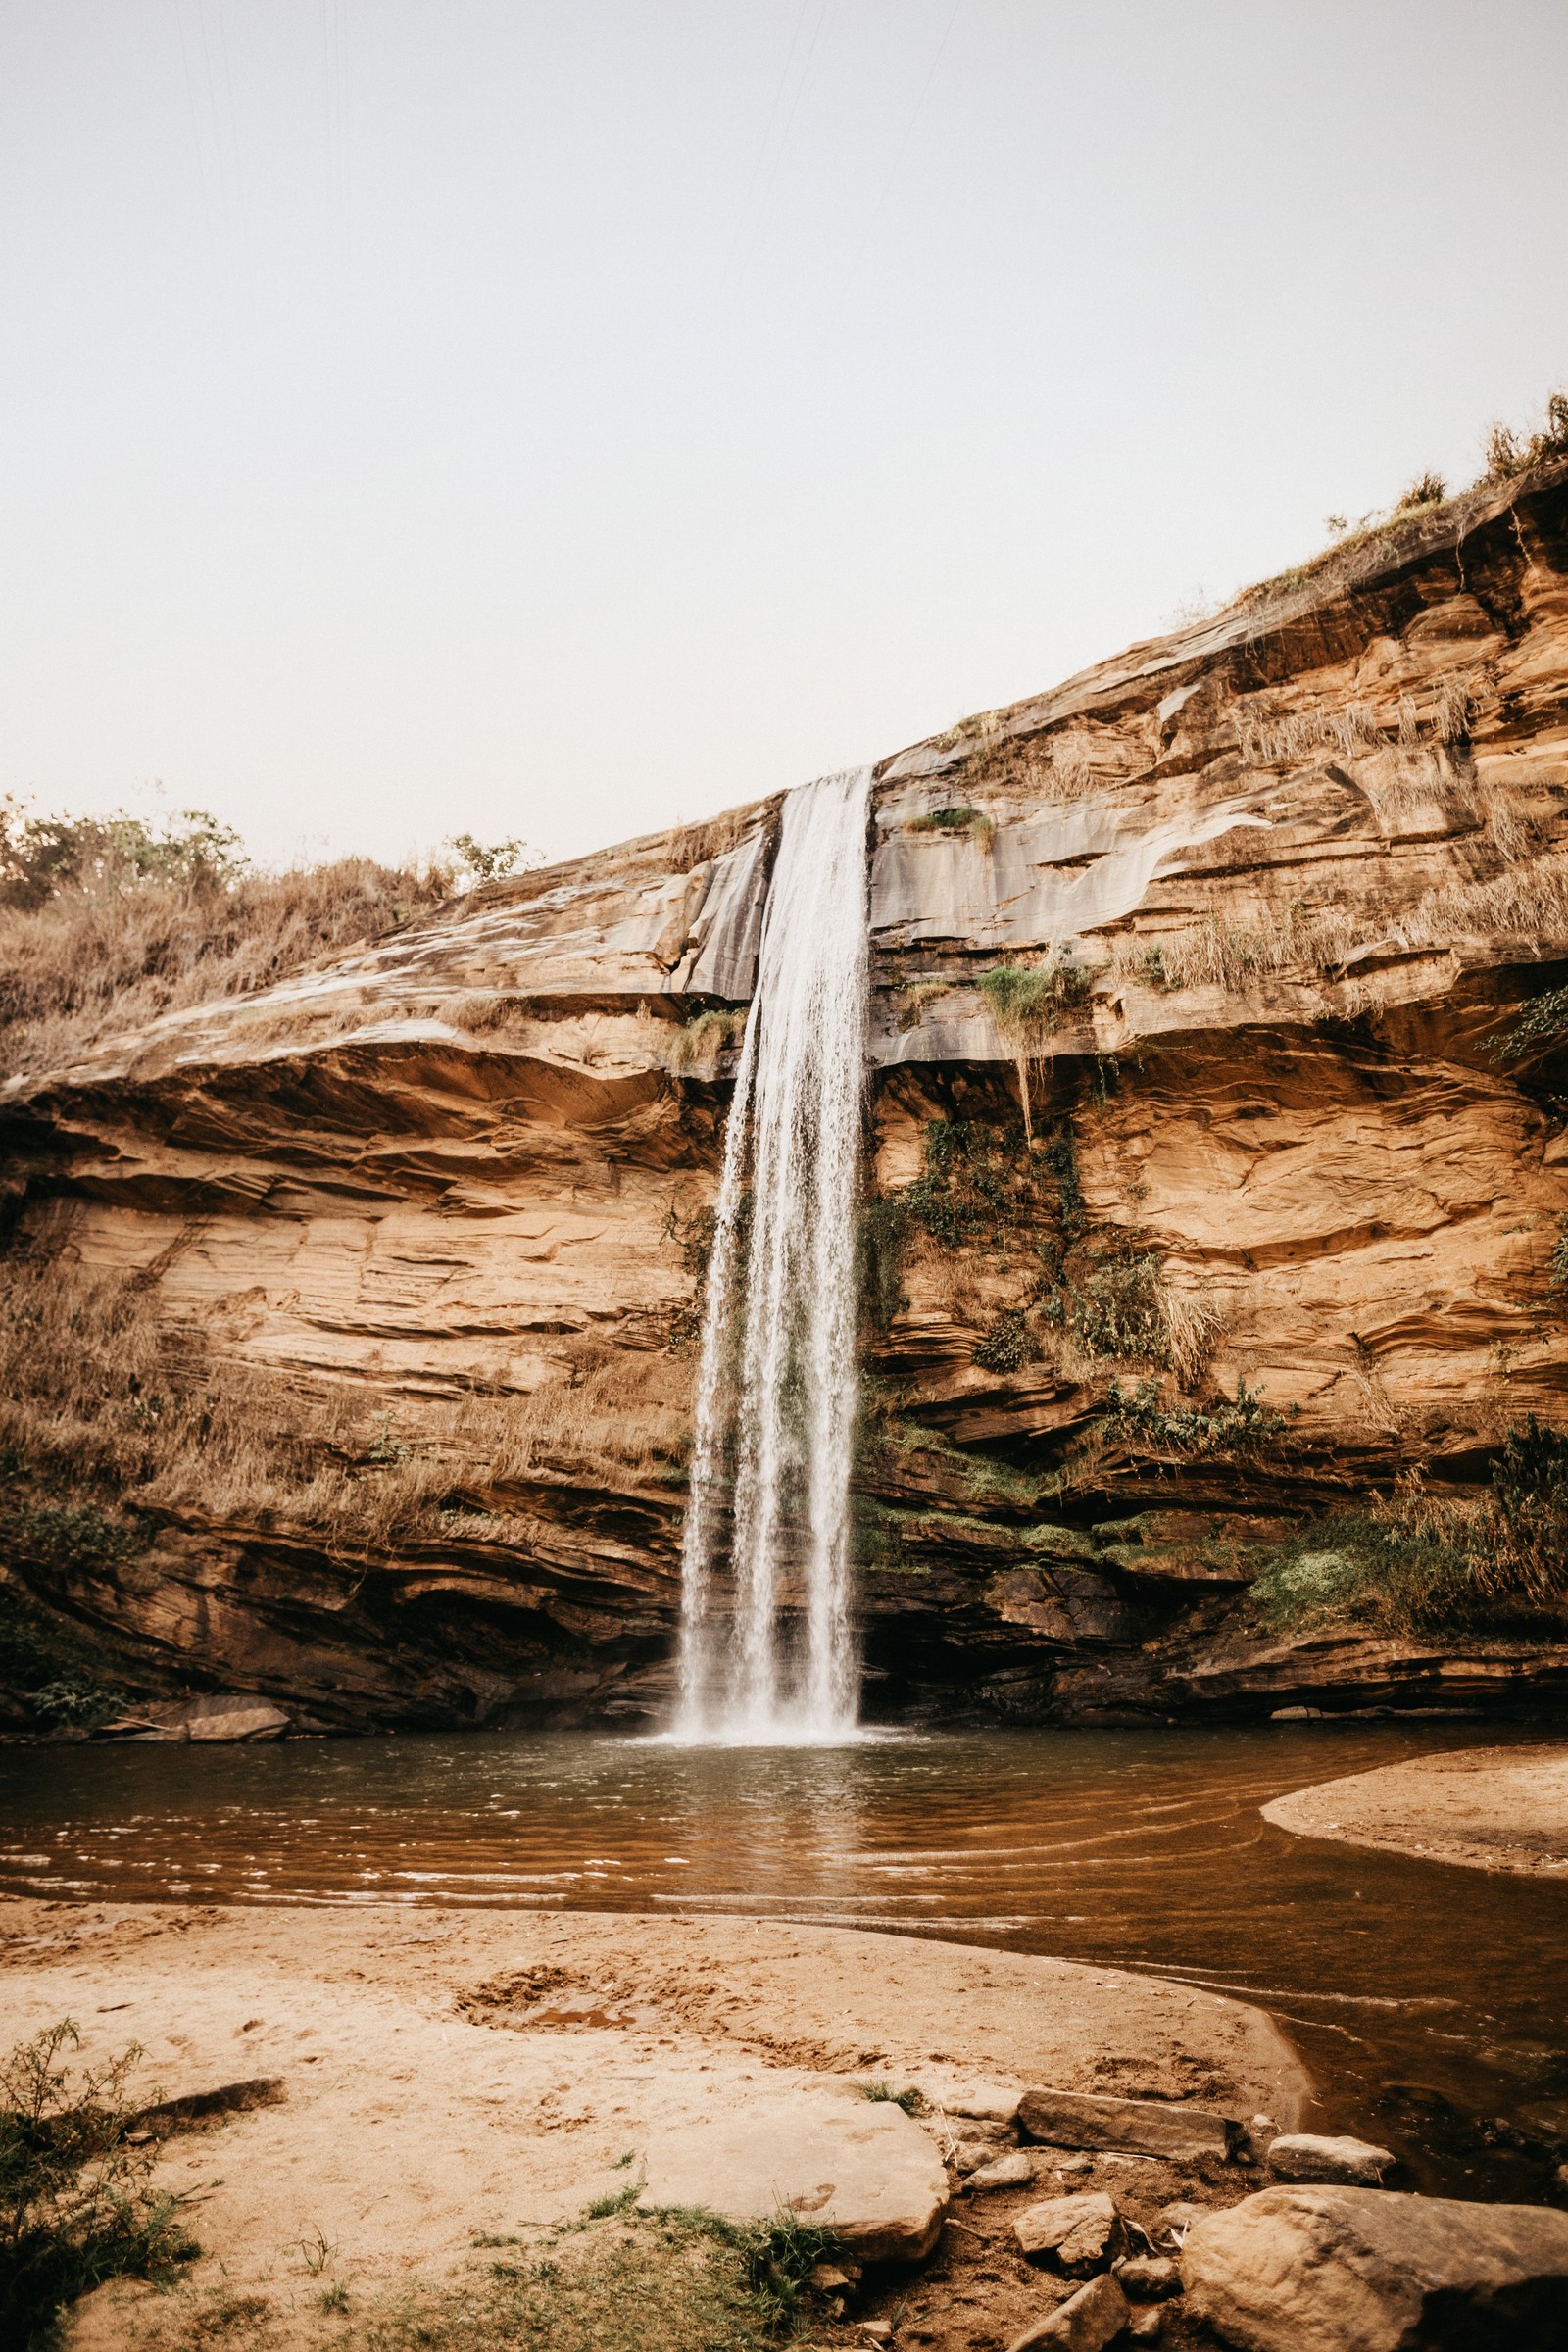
[674,766,871,1743]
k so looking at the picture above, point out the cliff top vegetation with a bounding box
[0,802,531,1075]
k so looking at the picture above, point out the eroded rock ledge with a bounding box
[5,466,1568,1729]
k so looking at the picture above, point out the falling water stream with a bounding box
[675,767,871,1743]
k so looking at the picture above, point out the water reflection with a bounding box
[2,1721,1564,2198]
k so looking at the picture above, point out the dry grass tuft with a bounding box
[1234,671,1481,771]
[0,1253,691,1570]
[1400,849,1568,949]
[667,805,765,875]
[668,1005,748,1068]
[1483,389,1568,482]
[0,859,452,1076]
[1161,1287,1223,1390]
[1118,904,1358,994]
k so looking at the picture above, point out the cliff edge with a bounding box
[5,463,1568,1731]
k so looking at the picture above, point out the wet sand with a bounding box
[1262,1742,1568,1876]
[0,1895,1305,2316]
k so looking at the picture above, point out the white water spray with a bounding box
[675,767,871,1743]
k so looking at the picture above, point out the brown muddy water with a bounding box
[2,1721,1565,2202]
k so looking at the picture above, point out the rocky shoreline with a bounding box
[4,1895,1567,2347]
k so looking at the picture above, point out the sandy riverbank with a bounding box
[0,1897,1306,2343]
[1261,1742,1568,1876]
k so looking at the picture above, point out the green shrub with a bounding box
[906,805,994,846]
[0,801,244,911]
[857,2080,924,2114]
[0,2021,197,2347]
[1251,1421,1568,1634]
[972,1307,1034,1372]
[1493,981,1568,1062]
[1059,1250,1166,1363]
[0,1503,146,1569]
[1250,1522,1478,1635]
[443,833,530,886]
[1102,1374,1290,1460]
[859,1196,911,1332]
[978,962,1094,1139]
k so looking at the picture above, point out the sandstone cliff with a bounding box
[6,463,1568,1731]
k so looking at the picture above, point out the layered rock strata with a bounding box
[6,465,1568,1728]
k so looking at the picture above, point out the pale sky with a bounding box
[3,1,1565,874]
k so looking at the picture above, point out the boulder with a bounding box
[635,2087,948,2263]
[111,1693,291,1742]
[1181,2184,1568,2352]
[1265,2132,1394,2186]
[1007,2272,1130,2350]
[967,2150,1036,2190]
[1015,2190,1124,2275]
[186,1700,291,1742]
[1019,2085,1238,2164]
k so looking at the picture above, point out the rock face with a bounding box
[1181,2184,1568,2352]
[6,464,1568,1727]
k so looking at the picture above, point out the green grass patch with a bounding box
[357,2209,831,2352]
[1251,1420,1568,1633]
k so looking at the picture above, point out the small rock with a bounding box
[860,2326,893,2344]
[1015,2190,1123,2275]
[1006,2272,1130,2350]
[1112,2253,1180,2299]
[1019,2085,1238,2164]
[809,2263,856,2293]
[1127,2309,1161,2343]
[1266,2132,1395,2186]
[1055,2153,1093,2177]
[1156,2199,1210,2234]
[952,2138,999,2175]
[1251,2113,1280,2139]
[1182,2184,1568,2352]
[967,2150,1036,2190]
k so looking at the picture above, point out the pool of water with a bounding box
[3,1720,1565,2200]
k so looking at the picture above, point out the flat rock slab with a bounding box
[1182,2183,1568,2352]
[1019,2083,1238,2162]
[0,1899,1303,2300]
[1267,2132,1394,2185]
[635,2088,949,2263]
[1261,1742,1568,1877]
